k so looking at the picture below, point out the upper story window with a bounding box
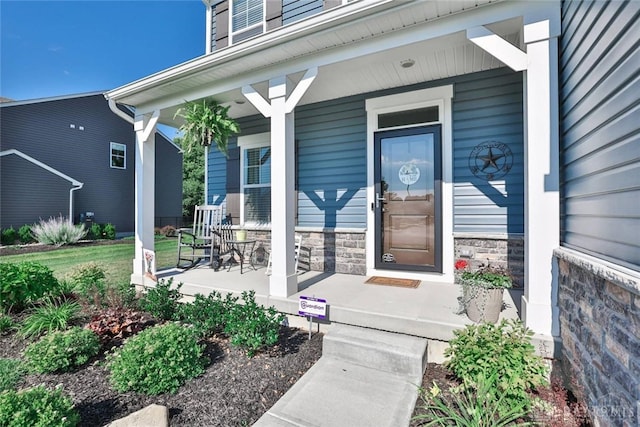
[239,132,270,225]
[110,142,126,169]
[231,0,264,44]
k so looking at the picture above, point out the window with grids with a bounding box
[110,142,126,169]
[231,0,263,43]
[243,145,271,224]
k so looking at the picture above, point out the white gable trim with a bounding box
[0,149,83,186]
[0,149,84,223]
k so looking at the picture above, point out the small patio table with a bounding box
[225,239,257,274]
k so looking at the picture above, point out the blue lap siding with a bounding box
[209,68,524,234]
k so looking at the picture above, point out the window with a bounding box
[239,133,270,225]
[231,0,264,43]
[110,142,126,169]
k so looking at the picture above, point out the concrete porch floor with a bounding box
[151,261,530,354]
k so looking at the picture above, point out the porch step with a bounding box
[323,324,428,384]
[253,326,428,427]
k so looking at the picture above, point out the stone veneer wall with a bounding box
[454,235,525,287]
[555,247,639,427]
[246,229,366,275]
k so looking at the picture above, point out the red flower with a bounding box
[455,259,468,270]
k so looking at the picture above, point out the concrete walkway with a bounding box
[253,325,428,427]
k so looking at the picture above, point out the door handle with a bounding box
[375,193,386,208]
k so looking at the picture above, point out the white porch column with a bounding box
[269,76,298,297]
[467,13,560,337]
[242,68,317,297]
[133,111,159,284]
[521,18,560,337]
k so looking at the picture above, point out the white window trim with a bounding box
[238,132,271,226]
[229,0,265,44]
[365,85,454,283]
[110,142,126,170]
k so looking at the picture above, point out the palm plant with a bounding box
[174,99,240,156]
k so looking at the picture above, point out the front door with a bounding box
[374,125,442,272]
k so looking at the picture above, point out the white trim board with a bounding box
[365,85,454,284]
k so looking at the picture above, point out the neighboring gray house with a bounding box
[104,0,638,424]
[0,92,183,233]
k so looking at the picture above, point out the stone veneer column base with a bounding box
[555,247,639,427]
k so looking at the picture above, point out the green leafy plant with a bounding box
[177,291,238,338]
[24,327,100,374]
[66,262,107,305]
[0,385,79,427]
[0,358,25,392]
[0,313,14,334]
[18,224,34,244]
[137,278,183,321]
[103,223,116,240]
[1,226,17,245]
[107,322,207,395]
[458,262,513,289]
[174,99,240,156]
[445,319,549,411]
[224,290,285,356]
[0,261,60,311]
[31,215,87,246]
[89,223,102,240]
[413,374,534,426]
[19,298,81,339]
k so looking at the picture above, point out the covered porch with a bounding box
[106,0,561,340]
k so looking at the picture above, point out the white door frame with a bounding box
[365,85,454,283]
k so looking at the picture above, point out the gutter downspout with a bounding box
[107,98,134,124]
[69,183,84,224]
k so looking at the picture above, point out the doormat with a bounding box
[365,276,420,288]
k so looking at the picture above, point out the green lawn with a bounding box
[0,237,178,285]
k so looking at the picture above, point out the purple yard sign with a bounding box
[298,296,327,319]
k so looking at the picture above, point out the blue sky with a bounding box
[1,0,205,103]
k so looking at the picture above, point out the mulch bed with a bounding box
[0,326,323,427]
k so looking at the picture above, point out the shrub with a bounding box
[89,223,102,240]
[159,225,177,237]
[413,374,534,426]
[0,261,60,311]
[19,298,81,339]
[177,291,238,338]
[103,223,116,240]
[66,262,107,305]
[18,225,34,244]
[87,307,153,345]
[1,227,16,245]
[104,281,137,309]
[138,278,183,321]
[107,322,206,394]
[0,358,25,392]
[31,215,87,246]
[24,327,100,374]
[224,290,285,356]
[0,385,79,427]
[445,319,549,411]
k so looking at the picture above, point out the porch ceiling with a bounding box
[106,0,524,126]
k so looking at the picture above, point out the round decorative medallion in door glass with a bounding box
[468,141,513,181]
[398,163,420,185]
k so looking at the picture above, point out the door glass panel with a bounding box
[375,126,440,271]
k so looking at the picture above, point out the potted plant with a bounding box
[455,260,513,323]
[174,99,240,156]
